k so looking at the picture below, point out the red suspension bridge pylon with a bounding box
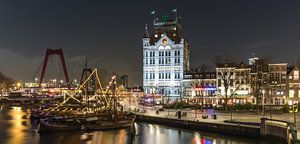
[39,48,70,87]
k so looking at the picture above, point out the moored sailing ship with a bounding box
[32,68,135,132]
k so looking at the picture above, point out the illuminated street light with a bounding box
[262,90,265,117]
[53,79,57,87]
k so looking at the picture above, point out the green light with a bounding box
[161,15,169,22]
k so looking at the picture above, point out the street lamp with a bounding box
[60,80,63,95]
[17,82,21,90]
[35,78,38,84]
[262,90,265,117]
[167,89,170,116]
[53,79,57,87]
[294,101,297,127]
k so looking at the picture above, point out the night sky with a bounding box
[0,0,300,86]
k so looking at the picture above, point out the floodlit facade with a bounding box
[287,66,300,105]
[182,70,217,105]
[143,12,189,101]
[266,63,288,105]
[216,62,253,104]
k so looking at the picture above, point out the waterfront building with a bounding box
[265,63,288,105]
[182,69,217,106]
[115,85,144,110]
[216,63,236,97]
[142,11,190,102]
[234,62,252,103]
[249,57,290,106]
[249,57,269,106]
[287,65,300,106]
[216,62,253,105]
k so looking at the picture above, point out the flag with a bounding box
[151,10,155,15]
[172,9,177,12]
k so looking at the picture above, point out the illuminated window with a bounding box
[165,45,171,49]
[289,90,294,98]
[294,71,299,80]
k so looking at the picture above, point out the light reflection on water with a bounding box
[0,106,273,144]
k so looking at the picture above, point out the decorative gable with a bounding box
[156,34,175,46]
[155,34,175,50]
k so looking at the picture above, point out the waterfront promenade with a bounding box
[134,107,300,139]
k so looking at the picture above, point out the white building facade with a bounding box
[143,14,189,100]
[216,62,253,104]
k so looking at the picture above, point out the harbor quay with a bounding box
[133,107,299,144]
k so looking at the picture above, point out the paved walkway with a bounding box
[134,107,300,138]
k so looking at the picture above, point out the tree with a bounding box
[216,63,237,111]
[197,64,210,112]
[215,56,248,112]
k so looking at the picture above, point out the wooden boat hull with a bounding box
[38,121,82,132]
[85,120,133,131]
[38,118,134,132]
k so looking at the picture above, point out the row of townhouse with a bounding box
[183,57,300,106]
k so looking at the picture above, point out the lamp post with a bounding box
[195,91,197,118]
[294,101,297,127]
[293,70,300,127]
[167,91,170,116]
[262,90,265,117]
[17,82,21,90]
[60,80,63,95]
[143,91,146,112]
[35,78,38,86]
[53,79,57,87]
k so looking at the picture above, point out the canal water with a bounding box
[0,106,275,144]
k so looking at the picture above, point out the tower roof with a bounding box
[147,11,183,45]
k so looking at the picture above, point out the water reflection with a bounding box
[0,106,33,144]
[0,106,273,144]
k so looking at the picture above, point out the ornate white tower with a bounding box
[143,10,190,101]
